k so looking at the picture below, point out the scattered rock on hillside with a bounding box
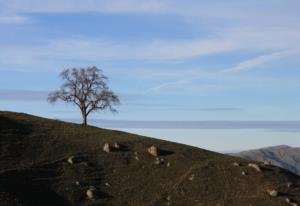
[103,143,110,153]
[248,163,261,172]
[114,142,120,149]
[155,158,161,165]
[189,174,195,181]
[86,186,96,200]
[79,162,88,167]
[233,162,240,167]
[134,152,139,160]
[264,160,272,165]
[67,156,74,164]
[148,145,158,157]
[267,189,278,197]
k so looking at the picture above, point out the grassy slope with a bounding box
[0,111,300,206]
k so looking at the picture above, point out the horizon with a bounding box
[1,1,300,151]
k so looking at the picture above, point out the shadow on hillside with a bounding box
[158,149,175,156]
[0,116,32,136]
[0,181,72,206]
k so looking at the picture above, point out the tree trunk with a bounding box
[81,111,87,126]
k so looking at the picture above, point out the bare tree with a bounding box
[48,66,120,126]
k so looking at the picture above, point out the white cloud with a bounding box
[0,37,237,69]
[223,50,296,73]
[0,14,31,24]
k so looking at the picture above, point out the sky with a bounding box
[0,0,300,152]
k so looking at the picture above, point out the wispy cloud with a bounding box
[68,119,300,133]
[0,37,236,69]
[0,90,49,101]
[0,14,31,24]
[223,50,295,73]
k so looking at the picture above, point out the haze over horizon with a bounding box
[0,0,299,151]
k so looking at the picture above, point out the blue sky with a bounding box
[0,0,300,151]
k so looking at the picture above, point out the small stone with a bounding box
[166,162,171,167]
[166,195,171,201]
[79,162,88,167]
[264,160,272,165]
[233,162,240,167]
[75,181,80,186]
[114,142,120,149]
[67,156,74,164]
[285,198,291,203]
[155,158,161,165]
[105,182,111,187]
[189,174,195,181]
[291,203,298,206]
[134,152,139,160]
[286,182,292,188]
[241,171,247,176]
[267,189,278,197]
[103,143,110,153]
[148,145,158,157]
[248,163,261,172]
[86,186,96,200]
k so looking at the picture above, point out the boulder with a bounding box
[267,189,278,197]
[86,186,96,200]
[67,156,74,164]
[103,143,110,153]
[248,163,261,172]
[148,145,158,157]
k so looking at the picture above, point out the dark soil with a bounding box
[1,111,300,206]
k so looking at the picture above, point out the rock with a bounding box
[264,160,272,165]
[134,152,139,160]
[114,142,120,149]
[79,162,88,167]
[291,203,298,206]
[75,181,80,186]
[166,162,171,167]
[286,198,291,203]
[86,186,96,200]
[286,182,293,188]
[103,143,110,153]
[105,182,111,187]
[67,156,74,164]
[148,145,158,157]
[189,174,195,181]
[248,163,261,172]
[155,158,161,165]
[241,171,247,176]
[233,162,240,167]
[267,189,278,197]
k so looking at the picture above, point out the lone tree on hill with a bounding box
[48,66,120,126]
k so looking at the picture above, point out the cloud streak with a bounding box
[0,90,49,101]
[223,50,296,73]
[68,119,300,133]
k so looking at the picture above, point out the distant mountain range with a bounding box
[234,145,300,175]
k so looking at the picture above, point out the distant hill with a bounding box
[234,145,300,175]
[1,111,300,206]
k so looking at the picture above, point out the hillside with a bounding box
[234,145,300,175]
[1,111,300,206]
